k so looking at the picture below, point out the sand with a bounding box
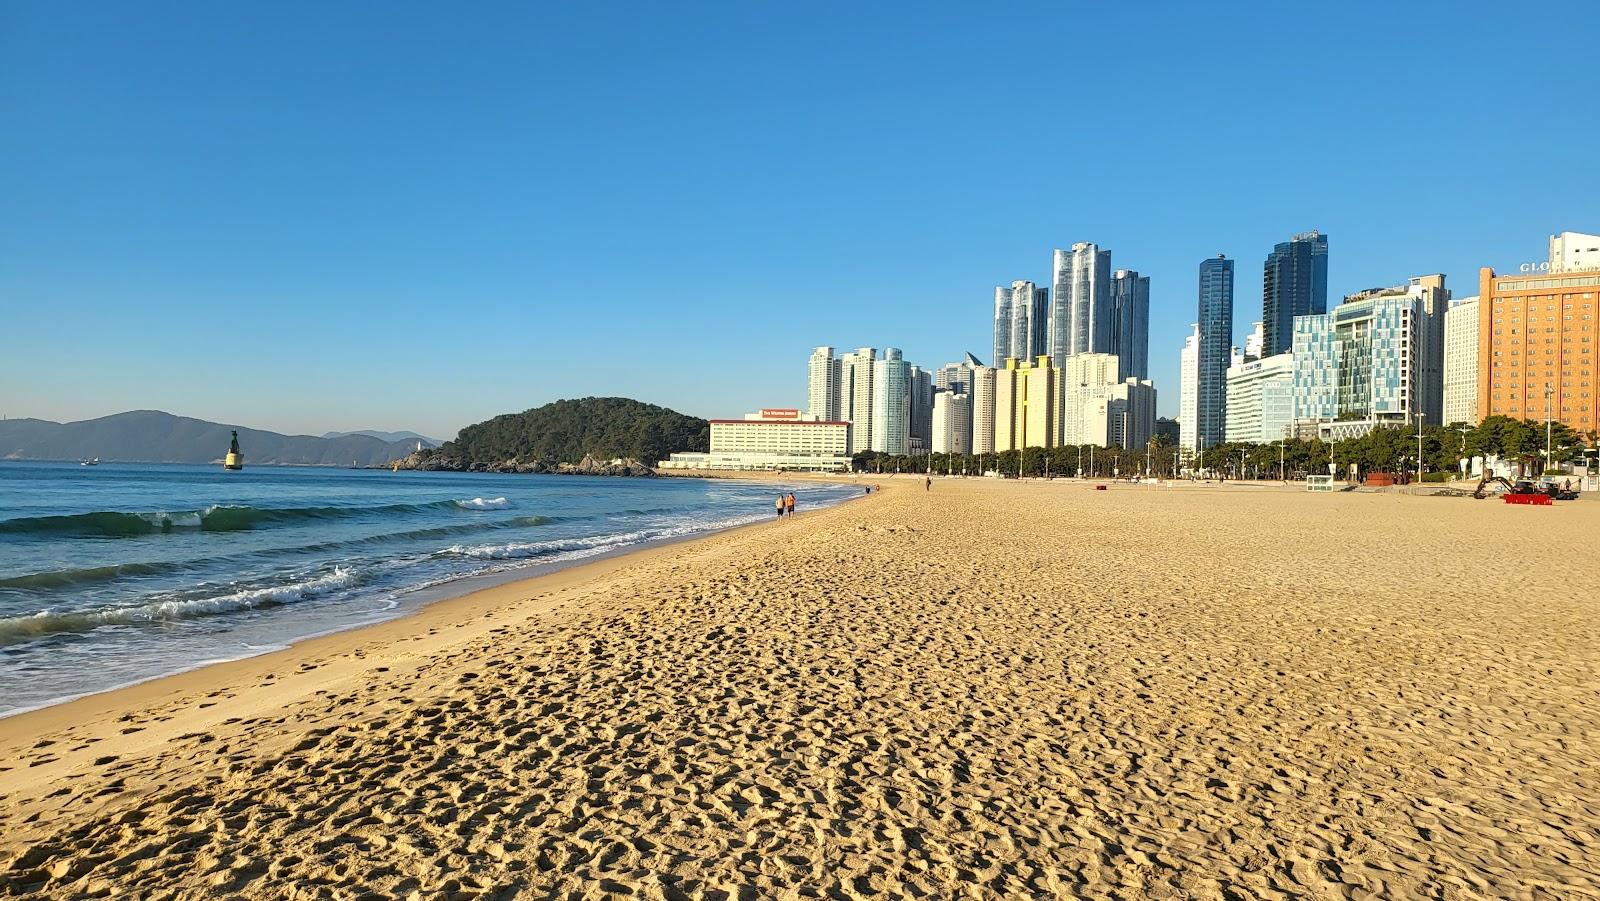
[1,478,1597,899]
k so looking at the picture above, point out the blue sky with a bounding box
[3,2,1595,439]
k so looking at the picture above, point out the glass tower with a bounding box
[1262,231,1328,357]
[1197,255,1234,451]
[1111,269,1150,381]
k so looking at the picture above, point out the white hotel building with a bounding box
[656,409,851,472]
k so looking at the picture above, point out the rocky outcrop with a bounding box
[387,449,655,477]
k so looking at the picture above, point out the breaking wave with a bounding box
[455,497,510,509]
[0,500,499,538]
[0,568,362,647]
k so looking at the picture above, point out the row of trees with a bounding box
[852,415,1598,480]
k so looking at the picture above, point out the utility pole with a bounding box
[1277,440,1285,481]
[1239,447,1246,481]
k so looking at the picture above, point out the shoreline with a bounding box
[0,472,863,724]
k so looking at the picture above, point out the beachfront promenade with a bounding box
[1,479,1595,898]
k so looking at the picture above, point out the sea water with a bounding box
[0,462,856,716]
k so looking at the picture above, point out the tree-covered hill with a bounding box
[440,397,708,466]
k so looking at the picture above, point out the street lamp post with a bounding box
[1414,412,1425,486]
[1545,383,1555,475]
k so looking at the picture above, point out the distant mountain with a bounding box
[0,411,426,467]
[320,429,443,446]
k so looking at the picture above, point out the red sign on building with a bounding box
[760,408,801,419]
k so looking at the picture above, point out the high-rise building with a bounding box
[1111,269,1150,381]
[994,356,1063,452]
[1197,255,1234,451]
[908,365,934,450]
[992,287,1012,369]
[840,347,876,454]
[932,392,972,456]
[1061,353,1120,447]
[1050,243,1113,367]
[1443,296,1480,425]
[1291,294,1422,440]
[806,346,842,422]
[1342,275,1450,424]
[1243,321,1264,362]
[1154,417,1180,444]
[1479,250,1600,436]
[1549,231,1600,272]
[870,348,911,455]
[1263,231,1329,357]
[935,352,985,395]
[1225,353,1294,444]
[993,282,1048,365]
[970,365,997,455]
[1179,323,1201,453]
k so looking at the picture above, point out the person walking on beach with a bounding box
[785,493,796,516]
[775,495,786,519]
[925,476,931,492]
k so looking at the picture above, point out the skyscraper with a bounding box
[992,281,1048,365]
[1111,269,1150,381]
[1197,255,1234,451]
[907,365,934,449]
[992,287,1012,368]
[840,347,876,454]
[1178,323,1200,453]
[1262,230,1328,357]
[870,348,911,455]
[806,346,842,422]
[1049,243,1112,367]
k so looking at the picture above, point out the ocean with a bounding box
[0,462,857,716]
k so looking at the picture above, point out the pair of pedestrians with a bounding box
[773,492,796,518]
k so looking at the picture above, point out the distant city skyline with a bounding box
[4,3,1597,439]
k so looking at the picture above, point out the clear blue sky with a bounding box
[4,2,1595,439]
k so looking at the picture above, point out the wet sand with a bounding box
[2,477,1596,898]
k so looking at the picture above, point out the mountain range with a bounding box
[0,411,432,467]
[321,429,442,446]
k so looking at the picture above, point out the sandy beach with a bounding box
[1,477,1596,899]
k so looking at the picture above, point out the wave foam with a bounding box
[0,568,362,646]
[455,497,510,510]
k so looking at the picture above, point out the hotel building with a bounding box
[994,355,1063,452]
[657,409,850,472]
[1291,292,1422,441]
[1340,275,1450,424]
[1478,232,1600,435]
[1442,296,1480,425]
[1225,352,1294,444]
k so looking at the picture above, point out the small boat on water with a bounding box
[223,431,244,471]
[80,457,99,466]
